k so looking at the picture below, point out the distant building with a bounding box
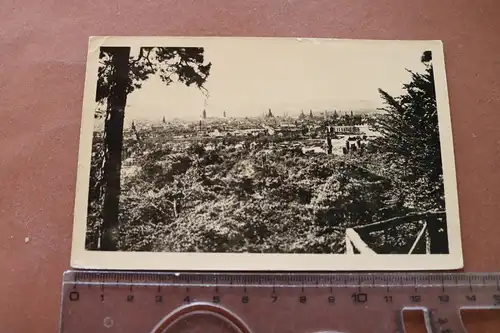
[302,146,326,154]
[279,124,298,130]
[209,129,224,137]
[262,125,275,135]
[330,126,361,134]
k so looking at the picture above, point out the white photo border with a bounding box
[71,36,463,271]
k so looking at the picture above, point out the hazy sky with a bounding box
[116,39,430,124]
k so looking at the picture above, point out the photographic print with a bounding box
[70,37,462,270]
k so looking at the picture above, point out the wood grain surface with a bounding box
[0,1,499,332]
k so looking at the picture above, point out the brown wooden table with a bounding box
[1,1,499,332]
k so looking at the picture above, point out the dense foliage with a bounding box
[86,50,447,254]
[372,53,444,212]
[87,130,406,253]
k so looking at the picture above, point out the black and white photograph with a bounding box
[71,37,462,270]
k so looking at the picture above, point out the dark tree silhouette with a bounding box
[374,50,448,253]
[93,46,211,250]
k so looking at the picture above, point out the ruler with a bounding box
[59,271,500,333]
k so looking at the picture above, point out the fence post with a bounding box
[425,228,431,254]
[345,234,355,254]
[345,229,376,254]
[408,221,427,254]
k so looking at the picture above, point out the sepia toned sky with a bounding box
[120,38,431,123]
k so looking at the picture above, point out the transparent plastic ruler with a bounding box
[59,271,500,333]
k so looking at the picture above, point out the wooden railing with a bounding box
[344,211,446,255]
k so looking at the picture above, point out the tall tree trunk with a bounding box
[100,47,130,251]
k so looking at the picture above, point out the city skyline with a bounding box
[118,107,377,128]
[117,39,428,124]
[96,104,379,130]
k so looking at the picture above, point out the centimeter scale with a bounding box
[59,271,500,333]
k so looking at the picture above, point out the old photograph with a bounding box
[70,37,462,270]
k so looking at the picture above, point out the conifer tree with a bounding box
[374,50,447,253]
